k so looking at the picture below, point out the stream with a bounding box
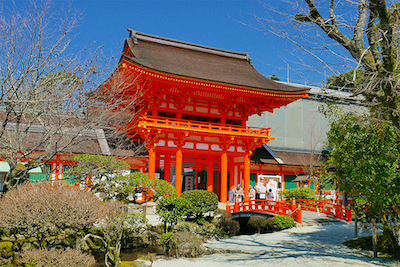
[94,246,164,266]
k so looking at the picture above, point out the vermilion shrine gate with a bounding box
[100,30,310,203]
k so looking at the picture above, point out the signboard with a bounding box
[267,179,278,201]
[257,175,281,201]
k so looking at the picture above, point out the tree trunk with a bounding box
[354,208,358,238]
[372,218,378,257]
[381,215,400,258]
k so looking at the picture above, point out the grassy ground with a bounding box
[344,234,397,260]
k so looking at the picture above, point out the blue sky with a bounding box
[6,0,348,85]
[68,0,327,85]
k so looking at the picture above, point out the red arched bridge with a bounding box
[227,199,352,223]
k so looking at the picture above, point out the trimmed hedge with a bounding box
[181,190,218,219]
[281,188,316,200]
[247,216,267,234]
[216,210,240,238]
[266,215,295,231]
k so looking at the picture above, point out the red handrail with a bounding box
[227,199,302,223]
[134,115,272,137]
[228,198,352,223]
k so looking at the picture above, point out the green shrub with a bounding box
[198,222,217,238]
[266,215,295,231]
[281,188,315,200]
[215,210,240,238]
[174,221,200,234]
[172,231,205,258]
[0,241,13,261]
[159,232,175,256]
[181,190,218,219]
[156,196,192,232]
[173,221,217,238]
[247,216,267,234]
[145,223,165,235]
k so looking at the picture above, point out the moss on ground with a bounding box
[344,234,397,259]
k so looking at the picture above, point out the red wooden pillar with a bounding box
[229,156,235,189]
[220,152,228,203]
[148,147,156,180]
[279,166,284,192]
[175,149,182,196]
[196,160,201,190]
[244,152,250,201]
[207,157,213,192]
[164,153,171,182]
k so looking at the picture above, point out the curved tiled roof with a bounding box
[123,30,309,94]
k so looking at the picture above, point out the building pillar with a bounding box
[207,157,213,192]
[148,147,156,180]
[164,153,171,182]
[279,166,284,192]
[229,157,235,189]
[234,165,239,187]
[220,152,228,203]
[244,152,250,201]
[175,149,182,196]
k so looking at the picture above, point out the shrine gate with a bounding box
[100,30,310,203]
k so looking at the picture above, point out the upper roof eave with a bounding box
[121,33,310,94]
[128,29,251,60]
[119,54,310,97]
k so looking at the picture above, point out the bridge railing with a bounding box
[227,199,302,223]
[283,199,352,222]
[227,198,352,223]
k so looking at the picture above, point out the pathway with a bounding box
[152,223,398,267]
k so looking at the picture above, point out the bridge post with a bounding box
[297,204,301,223]
[290,198,296,220]
[346,204,352,222]
[290,198,296,210]
[234,201,239,213]
[335,205,342,220]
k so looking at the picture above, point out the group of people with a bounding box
[228,183,275,203]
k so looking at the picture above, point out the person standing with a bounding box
[248,185,256,200]
[255,182,267,199]
[233,184,244,202]
[228,185,234,204]
[267,188,274,201]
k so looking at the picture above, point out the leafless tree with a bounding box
[17,248,96,267]
[0,184,108,238]
[0,1,143,192]
[252,0,400,256]
[298,115,327,187]
[252,0,400,144]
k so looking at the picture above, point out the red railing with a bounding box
[284,199,352,222]
[134,115,272,138]
[227,199,352,223]
[227,199,302,223]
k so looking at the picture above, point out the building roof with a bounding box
[123,30,309,94]
[0,122,145,161]
[292,175,309,182]
[251,144,325,167]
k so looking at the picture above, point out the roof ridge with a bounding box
[127,28,252,62]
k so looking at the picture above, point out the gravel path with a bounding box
[153,223,399,267]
